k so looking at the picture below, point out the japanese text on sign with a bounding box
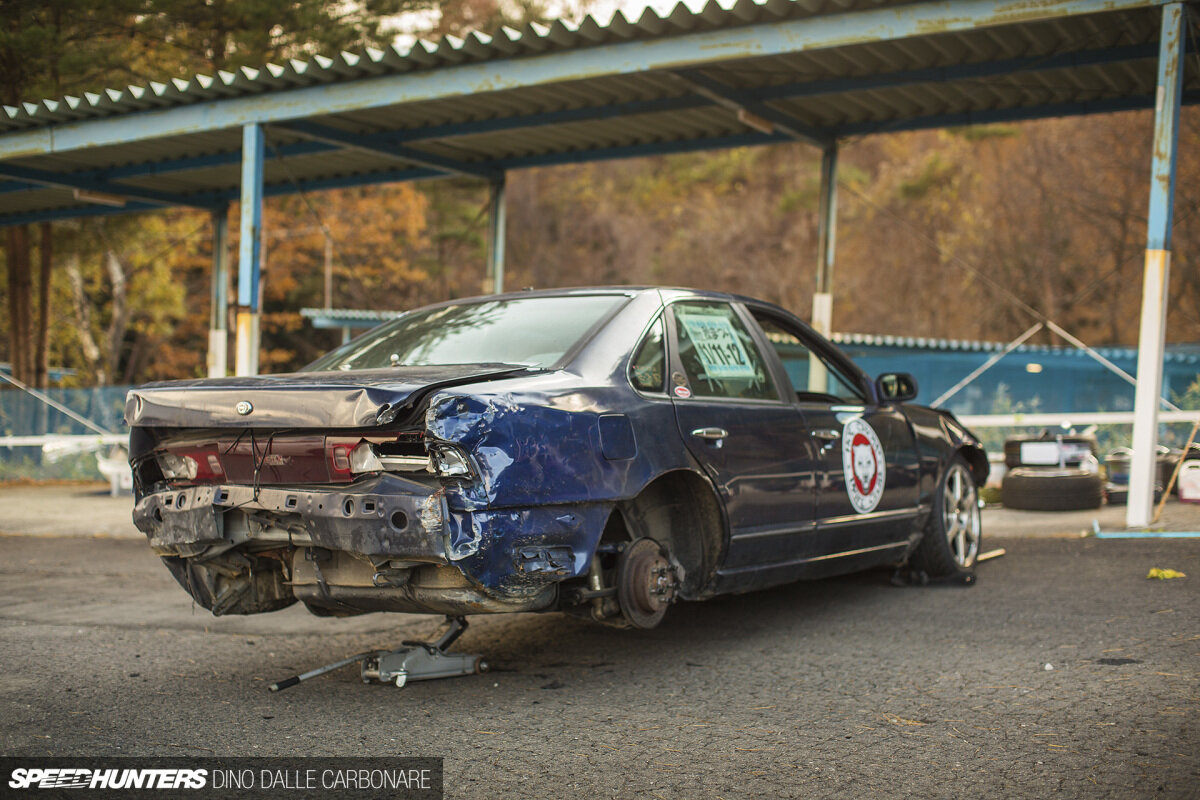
[677,313,757,379]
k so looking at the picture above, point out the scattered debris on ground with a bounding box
[1146,567,1187,580]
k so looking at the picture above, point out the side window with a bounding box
[629,315,666,393]
[672,302,779,401]
[754,315,866,404]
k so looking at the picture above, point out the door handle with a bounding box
[691,427,729,441]
[812,429,841,450]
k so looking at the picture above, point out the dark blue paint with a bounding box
[598,414,637,461]
[446,503,613,596]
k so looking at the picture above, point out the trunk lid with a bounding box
[125,364,533,429]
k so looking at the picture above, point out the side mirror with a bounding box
[875,372,918,403]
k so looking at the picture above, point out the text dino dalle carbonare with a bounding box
[8,767,434,791]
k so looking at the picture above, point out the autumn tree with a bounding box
[0,0,144,387]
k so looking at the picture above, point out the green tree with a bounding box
[141,0,432,75]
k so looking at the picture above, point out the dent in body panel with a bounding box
[124,365,531,429]
[446,503,613,596]
[419,369,694,594]
[425,387,651,512]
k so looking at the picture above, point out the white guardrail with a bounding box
[958,411,1200,427]
[0,434,128,447]
[0,434,131,495]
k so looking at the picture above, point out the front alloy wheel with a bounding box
[912,456,981,577]
[942,461,981,568]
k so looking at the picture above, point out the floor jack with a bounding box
[268,615,488,692]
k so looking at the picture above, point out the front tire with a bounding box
[912,456,981,577]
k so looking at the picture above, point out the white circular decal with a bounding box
[841,418,886,513]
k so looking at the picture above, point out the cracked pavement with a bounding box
[0,534,1196,798]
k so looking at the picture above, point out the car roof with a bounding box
[402,286,806,339]
[416,285,770,308]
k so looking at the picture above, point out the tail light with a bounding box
[324,438,387,480]
[329,437,433,476]
[333,438,473,478]
[326,440,356,481]
[156,447,225,483]
[154,432,438,487]
[349,442,383,473]
[428,444,474,478]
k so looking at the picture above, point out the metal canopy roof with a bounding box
[0,0,1193,225]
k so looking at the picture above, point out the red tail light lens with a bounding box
[156,446,225,484]
[156,434,418,487]
[326,439,356,481]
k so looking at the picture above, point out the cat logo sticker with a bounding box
[841,418,885,513]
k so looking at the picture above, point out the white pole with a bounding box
[234,123,264,377]
[486,179,506,294]
[207,206,229,378]
[1128,3,1185,528]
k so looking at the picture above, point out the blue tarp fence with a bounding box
[3,336,1199,480]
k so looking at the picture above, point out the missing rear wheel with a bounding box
[616,538,678,630]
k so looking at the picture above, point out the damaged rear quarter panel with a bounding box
[424,368,693,594]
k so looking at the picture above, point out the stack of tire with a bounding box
[1001,433,1102,511]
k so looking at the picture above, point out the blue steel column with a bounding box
[486,178,506,294]
[1128,2,1185,528]
[235,124,264,376]
[207,204,230,377]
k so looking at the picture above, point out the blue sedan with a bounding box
[127,287,986,630]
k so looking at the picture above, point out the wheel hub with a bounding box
[616,538,677,629]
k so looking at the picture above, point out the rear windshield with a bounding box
[305,295,627,372]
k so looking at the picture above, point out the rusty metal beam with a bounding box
[670,70,830,147]
[0,162,213,208]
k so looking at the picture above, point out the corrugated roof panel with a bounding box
[0,0,1185,223]
[0,0,1137,131]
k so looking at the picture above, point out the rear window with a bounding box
[306,295,626,371]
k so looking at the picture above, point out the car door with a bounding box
[665,300,818,573]
[749,310,921,557]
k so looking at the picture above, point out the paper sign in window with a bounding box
[678,313,757,379]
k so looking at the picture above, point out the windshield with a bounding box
[305,294,627,372]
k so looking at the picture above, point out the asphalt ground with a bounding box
[0,524,1196,798]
